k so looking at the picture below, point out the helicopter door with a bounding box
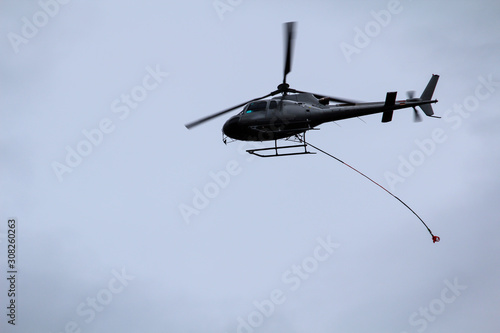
[267,100,278,119]
[269,100,278,110]
[266,100,286,129]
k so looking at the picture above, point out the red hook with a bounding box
[432,235,440,243]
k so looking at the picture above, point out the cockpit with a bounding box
[239,100,278,115]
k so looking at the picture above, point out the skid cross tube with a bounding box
[246,132,314,157]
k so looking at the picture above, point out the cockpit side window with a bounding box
[246,101,267,113]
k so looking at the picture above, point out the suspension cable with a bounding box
[299,138,440,243]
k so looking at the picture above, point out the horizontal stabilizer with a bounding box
[382,91,397,122]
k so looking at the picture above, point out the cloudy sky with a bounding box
[1,0,500,332]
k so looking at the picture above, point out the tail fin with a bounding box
[419,103,434,116]
[420,74,439,100]
[419,74,439,116]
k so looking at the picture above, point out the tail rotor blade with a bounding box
[413,107,422,122]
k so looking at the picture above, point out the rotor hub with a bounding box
[277,83,290,92]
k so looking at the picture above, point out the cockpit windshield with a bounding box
[245,101,267,113]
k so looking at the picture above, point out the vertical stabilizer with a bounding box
[420,75,439,101]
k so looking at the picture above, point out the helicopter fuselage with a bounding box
[222,93,437,142]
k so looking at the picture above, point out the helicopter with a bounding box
[185,22,440,157]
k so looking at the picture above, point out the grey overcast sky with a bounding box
[1,0,500,332]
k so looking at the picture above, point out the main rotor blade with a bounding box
[291,88,359,105]
[185,91,277,129]
[283,21,296,85]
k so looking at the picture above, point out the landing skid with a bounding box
[246,132,315,158]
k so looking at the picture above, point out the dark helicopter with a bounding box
[185,22,439,157]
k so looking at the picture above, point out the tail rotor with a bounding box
[406,90,422,122]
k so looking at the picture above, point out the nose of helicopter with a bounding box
[222,116,241,139]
